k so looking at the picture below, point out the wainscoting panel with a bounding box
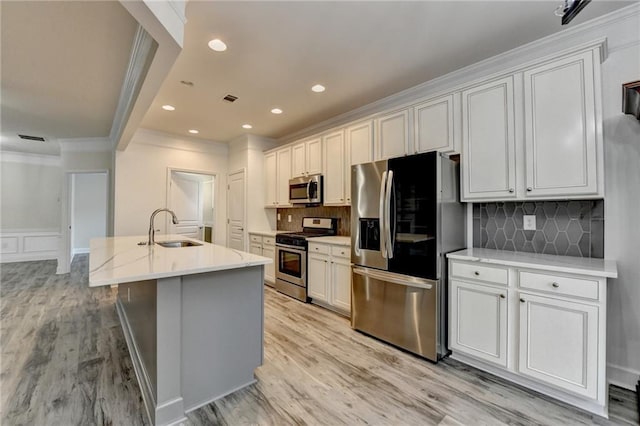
[0,230,60,263]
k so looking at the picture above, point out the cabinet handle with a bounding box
[526,187,533,192]
[500,294,505,299]
[552,282,560,288]
[340,198,344,201]
[474,271,480,276]
[509,188,514,193]
[520,298,525,303]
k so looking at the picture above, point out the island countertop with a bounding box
[89,235,272,287]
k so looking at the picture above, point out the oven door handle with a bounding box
[276,244,307,254]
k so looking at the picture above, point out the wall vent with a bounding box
[222,94,238,103]
[18,134,46,142]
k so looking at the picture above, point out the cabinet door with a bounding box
[414,94,455,154]
[249,243,262,256]
[450,280,508,367]
[323,131,346,205]
[348,121,373,165]
[264,152,277,207]
[262,245,275,284]
[308,253,329,302]
[376,109,410,160]
[461,76,517,200]
[330,257,351,313]
[291,143,307,178]
[306,138,323,175]
[523,51,599,197]
[276,147,292,206]
[518,293,598,399]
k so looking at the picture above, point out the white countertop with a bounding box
[307,236,351,246]
[89,235,271,287]
[248,230,283,237]
[447,248,617,278]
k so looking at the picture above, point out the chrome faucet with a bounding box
[148,208,179,245]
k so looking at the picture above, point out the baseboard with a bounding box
[72,248,90,256]
[607,363,640,391]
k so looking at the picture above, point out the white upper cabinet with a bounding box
[291,138,322,178]
[347,120,374,166]
[461,76,517,200]
[375,109,411,160]
[523,50,599,197]
[323,130,347,205]
[414,93,460,154]
[264,152,277,207]
[276,147,292,207]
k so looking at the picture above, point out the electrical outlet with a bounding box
[523,215,536,231]
[277,213,281,221]
[287,215,292,223]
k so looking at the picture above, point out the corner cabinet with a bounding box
[447,250,616,418]
[307,240,351,316]
[461,46,604,202]
[461,76,517,200]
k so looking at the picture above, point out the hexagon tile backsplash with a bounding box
[472,200,604,258]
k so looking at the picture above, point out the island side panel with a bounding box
[181,266,265,411]
[116,280,158,423]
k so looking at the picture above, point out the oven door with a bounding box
[276,244,306,286]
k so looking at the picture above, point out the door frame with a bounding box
[226,168,247,250]
[59,169,110,274]
[165,167,218,242]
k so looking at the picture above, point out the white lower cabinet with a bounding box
[248,233,276,285]
[307,241,351,316]
[448,253,614,417]
[518,293,598,399]
[450,280,508,367]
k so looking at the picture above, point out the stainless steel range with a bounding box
[275,217,337,302]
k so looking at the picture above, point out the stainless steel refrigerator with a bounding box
[350,151,465,362]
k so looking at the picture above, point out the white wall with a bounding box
[0,153,61,231]
[71,172,108,253]
[602,37,640,388]
[114,128,229,245]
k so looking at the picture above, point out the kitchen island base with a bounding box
[115,266,264,426]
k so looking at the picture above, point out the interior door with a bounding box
[169,172,203,239]
[227,170,245,250]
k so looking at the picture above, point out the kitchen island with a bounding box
[89,235,271,426]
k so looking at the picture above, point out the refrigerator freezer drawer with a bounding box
[351,267,440,361]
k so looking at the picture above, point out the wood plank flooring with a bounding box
[1,255,638,425]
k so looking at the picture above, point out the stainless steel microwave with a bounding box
[289,174,322,205]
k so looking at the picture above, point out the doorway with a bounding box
[167,170,216,242]
[227,169,246,251]
[69,171,108,261]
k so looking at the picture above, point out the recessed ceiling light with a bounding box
[162,105,175,111]
[311,84,326,93]
[188,129,199,134]
[208,39,227,52]
[271,108,283,114]
[242,124,253,129]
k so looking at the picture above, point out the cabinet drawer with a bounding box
[263,237,275,246]
[249,235,262,243]
[309,243,330,254]
[331,245,350,259]
[519,271,599,300]
[450,261,508,285]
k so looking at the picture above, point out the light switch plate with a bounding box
[523,215,536,231]
[287,215,292,223]
[277,213,281,221]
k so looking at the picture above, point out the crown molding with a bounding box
[278,3,640,144]
[130,128,228,156]
[59,137,113,153]
[0,150,61,166]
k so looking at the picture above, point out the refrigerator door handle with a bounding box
[379,171,388,258]
[385,170,394,259]
[353,267,434,290]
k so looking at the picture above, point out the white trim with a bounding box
[0,151,61,166]
[59,137,113,152]
[132,128,228,155]
[0,230,60,264]
[72,248,90,256]
[607,363,640,391]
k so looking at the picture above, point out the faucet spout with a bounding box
[148,208,179,245]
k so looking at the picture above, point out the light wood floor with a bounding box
[1,256,637,425]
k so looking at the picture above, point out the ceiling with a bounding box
[0,1,138,155]
[141,1,634,143]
